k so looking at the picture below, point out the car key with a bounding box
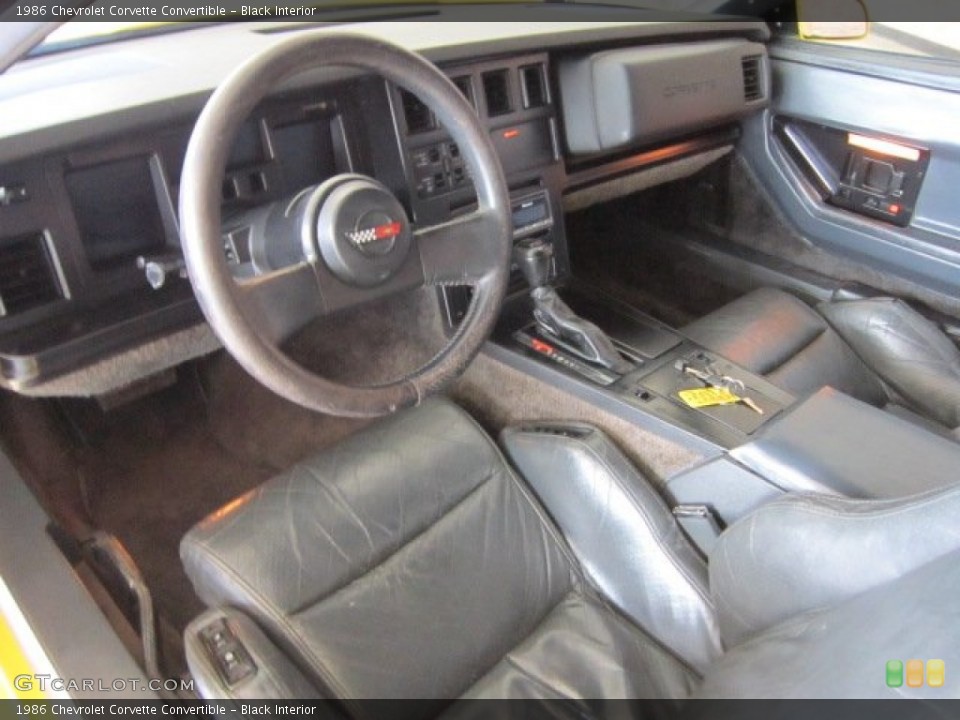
[739,396,764,415]
[677,361,764,414]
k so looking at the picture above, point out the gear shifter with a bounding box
[513,237,633,375]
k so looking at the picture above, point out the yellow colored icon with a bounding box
[906,659,925,688]
[927,660,945,688]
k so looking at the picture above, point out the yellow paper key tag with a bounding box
[677,387,742,409]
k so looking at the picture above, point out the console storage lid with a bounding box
[730,387,960,499]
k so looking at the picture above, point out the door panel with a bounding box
[739,39,960,298]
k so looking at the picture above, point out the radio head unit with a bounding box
[511,190,553,238]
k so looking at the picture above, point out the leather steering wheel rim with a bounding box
[179,33,512,418]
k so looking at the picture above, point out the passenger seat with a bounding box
[681,288,960,436]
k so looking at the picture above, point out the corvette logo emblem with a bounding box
[346,221,402,247]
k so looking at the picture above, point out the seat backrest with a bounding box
[819,296,960,429]
[709,482,960,648]
[682,287,888,406]
[181,400,577,701]
[698,548,960,699]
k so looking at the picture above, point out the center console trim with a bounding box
[494,280,795,452]
[482,339,724,460]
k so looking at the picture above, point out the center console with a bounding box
[492,276,960,557]
[495,281,795,450]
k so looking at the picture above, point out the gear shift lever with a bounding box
[513,235,554,290]
[513,237,633,375]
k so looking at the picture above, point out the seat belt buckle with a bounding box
[673,505,723,556]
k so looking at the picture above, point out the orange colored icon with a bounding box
[906,659,924,688]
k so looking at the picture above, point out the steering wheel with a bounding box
[179,33,511,417]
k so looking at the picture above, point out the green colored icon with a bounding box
[887,660,904,688]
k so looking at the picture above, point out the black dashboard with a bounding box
[0,20,769,393]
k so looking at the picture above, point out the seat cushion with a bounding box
[682,288,887,405]
[460,591,698,701]
[182,399,695,704]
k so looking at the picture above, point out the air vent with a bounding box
[400,88,435,134]
[520,64,547,108]
[452,76,474,108]
[742,55,763,102]
[482,70,512,117]
[0,234,61,318]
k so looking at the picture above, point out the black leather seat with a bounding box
[181,399,960,703]
[181,400,704,701]
[682,288,960,436]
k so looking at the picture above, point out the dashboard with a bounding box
[0,20,769,394]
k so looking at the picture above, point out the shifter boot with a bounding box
[532,287,633,375]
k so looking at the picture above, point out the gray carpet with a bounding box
[76,382,274,633]
[203,286,451,471]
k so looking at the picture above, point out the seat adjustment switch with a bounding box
[199,618,257,686]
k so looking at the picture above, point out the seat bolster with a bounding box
[819,297,960,429]
[709,482,960,648]
[501,423,722,672]
[681,288,828,375]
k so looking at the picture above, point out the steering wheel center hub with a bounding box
[349,210,401,257]
[316,177,411,287]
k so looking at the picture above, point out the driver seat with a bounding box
[181,399,960,703]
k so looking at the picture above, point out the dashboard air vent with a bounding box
[482,70,512,117]
[400,88,435,134]
[520,64,547,108]
[0,234,61,318]
[742,55,763,102]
